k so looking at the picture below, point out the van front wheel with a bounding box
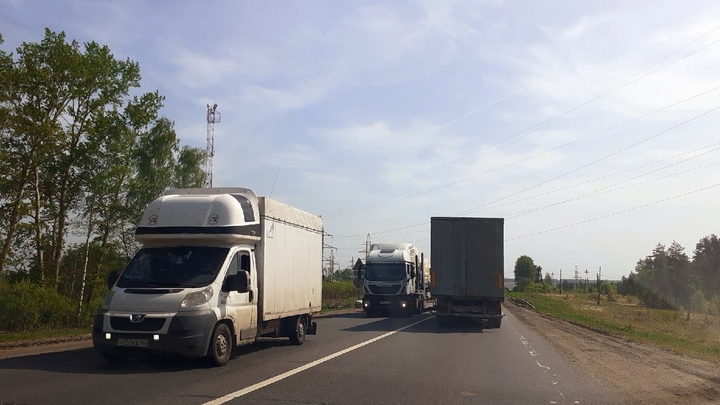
[289,316,306,345]
[209,323,233,367]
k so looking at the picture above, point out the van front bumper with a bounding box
[92,309,218,359]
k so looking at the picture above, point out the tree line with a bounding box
[0,29,207,330]
[620,235,720,317]
[513,234,720,317]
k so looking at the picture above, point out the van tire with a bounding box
[209,323,232,367]
[289,316,306,345]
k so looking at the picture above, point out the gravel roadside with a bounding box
[504,302,720,405]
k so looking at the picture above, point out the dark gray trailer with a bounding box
[430,217,504,328]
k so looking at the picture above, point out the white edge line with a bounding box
[203,316,433,405]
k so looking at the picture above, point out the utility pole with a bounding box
[359,233,371,261]
[584,269,589,292]
[573,265,581,290]
[597,266,602,305]
[323,243,336,282]
[204,103,221,187]
[559,269,562,294]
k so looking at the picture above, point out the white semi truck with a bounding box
[355,243,432,317]
[92,188,323,366]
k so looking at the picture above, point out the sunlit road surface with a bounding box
[0,308,625,405]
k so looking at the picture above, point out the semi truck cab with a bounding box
[358,243,428,317]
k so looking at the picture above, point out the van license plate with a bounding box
[118,338,148,348]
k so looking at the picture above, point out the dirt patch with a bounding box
[505,303,720,405]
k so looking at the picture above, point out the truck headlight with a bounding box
[181,286,214,307]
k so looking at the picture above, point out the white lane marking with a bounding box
[515,332,549,370]
[203,316,433,405]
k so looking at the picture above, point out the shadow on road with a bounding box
[0,338,292,375]
[340,313,497,335]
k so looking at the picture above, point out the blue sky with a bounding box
[3,0,720,280]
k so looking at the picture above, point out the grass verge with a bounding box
[508,291,720,362]
[0,328,90,345]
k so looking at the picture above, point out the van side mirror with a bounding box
[223,271,250,293]
[107,270,119,289]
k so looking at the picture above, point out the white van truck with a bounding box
[92,188,323,366]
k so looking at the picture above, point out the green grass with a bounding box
[508,291,720,362]
[0,328,90,344]
[321,297,360,312]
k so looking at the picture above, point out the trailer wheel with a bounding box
[209,323,232,367]
[289,315,306,345]
[102,352,129,363]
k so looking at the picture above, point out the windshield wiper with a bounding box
[142,282,182,288]
[179,283,203,288]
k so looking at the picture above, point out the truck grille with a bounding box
[368,285,400,295]
[110,316,166,332]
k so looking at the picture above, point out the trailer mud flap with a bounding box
[307,321,317,335]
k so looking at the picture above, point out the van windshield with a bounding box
[116,247,230,288]
[364,263,406,281]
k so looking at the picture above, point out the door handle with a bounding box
[249,290,254,303]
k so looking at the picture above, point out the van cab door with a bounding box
[221,249,257,340]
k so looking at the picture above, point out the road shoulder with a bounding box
[504,302,720,405]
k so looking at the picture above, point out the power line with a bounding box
[505,182,720,242]
[459,142,720,215]
[333,91,720,219]
[506,160,720,220]
[324,26,720,219]
[326,24,720,264]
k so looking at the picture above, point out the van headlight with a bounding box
[181,286,214,307]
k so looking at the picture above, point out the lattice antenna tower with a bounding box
[359,233,372,261]
[205,103,221,187]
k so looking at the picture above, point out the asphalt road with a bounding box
[0,308,625,405]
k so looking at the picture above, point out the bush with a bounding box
[322,280,362,301]
[514,278,532,292]
[515,279,555,293]
[708,296,720,316]
[599,281,616,295]
[0,280,78,332]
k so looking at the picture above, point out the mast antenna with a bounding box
[205,103,221,187]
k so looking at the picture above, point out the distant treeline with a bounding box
[515,235,720,317]
[619,236,720,314]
